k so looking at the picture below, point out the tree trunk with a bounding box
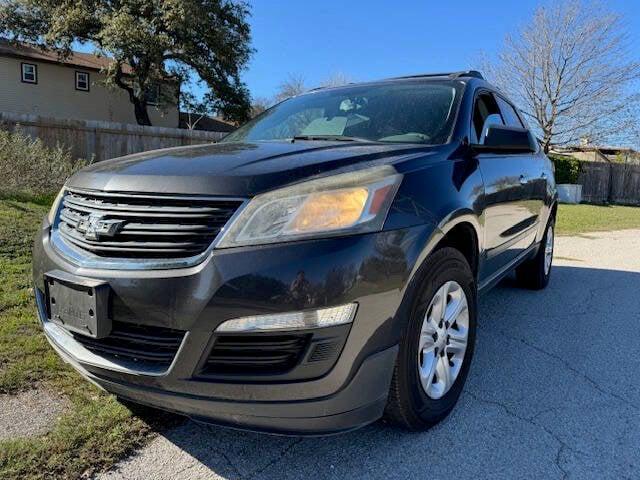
[133,98,152,126]
[542,131,552,154]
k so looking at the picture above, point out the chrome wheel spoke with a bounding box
[445,294,466,325]
[544,226,554,275]
[419,311,438,351]
[436,355,452,393]
[446,331,467,355]
[419,330,435,351]
[430,285,448,324]
[419,349,438,392]
[421,317,438,335]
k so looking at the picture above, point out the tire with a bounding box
[384,247,477,430]
[516,217,555,290]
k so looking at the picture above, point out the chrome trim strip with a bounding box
[65,187,245,203]
[50,188,249,271]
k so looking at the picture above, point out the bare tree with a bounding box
[274,74,307,103]
[180,91,215,130]
[258,72,355,119]
[250,97,272,118]
[319,72,353,88]
[482,0,640,152]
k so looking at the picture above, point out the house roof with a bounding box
[0,39,133,74]
[179,112,236,133]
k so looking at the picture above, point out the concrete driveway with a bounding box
[97,230,640,480]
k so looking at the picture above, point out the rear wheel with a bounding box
[384,247,477,430]
[516,218,555,290]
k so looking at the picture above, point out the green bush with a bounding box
[549,154,582,184]
[0,128,87,197]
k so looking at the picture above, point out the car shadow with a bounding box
[119,265,640,480]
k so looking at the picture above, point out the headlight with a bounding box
[217,166,402,248]
[47,187,66,226]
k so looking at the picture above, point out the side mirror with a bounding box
[471,125,535,153]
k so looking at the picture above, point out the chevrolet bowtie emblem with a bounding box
[78,214,126,241]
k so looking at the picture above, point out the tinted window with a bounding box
[496,96,524,128]
[223,82,464,145]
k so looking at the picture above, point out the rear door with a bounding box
[472,91,536,282]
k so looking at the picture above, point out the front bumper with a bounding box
[33,219,433,434]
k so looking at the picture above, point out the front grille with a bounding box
[72,321,185,367]
[201,334,310,376]
[57,189,242,259]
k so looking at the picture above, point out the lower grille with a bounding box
[201,334,310,375]
[72,321,185,368]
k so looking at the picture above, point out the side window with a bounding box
[496,96,524,128]
[21,63,37,84]
[497,96,539,152]
[145,84,161,106]
[75,71,90,91]
[471,92,503,144]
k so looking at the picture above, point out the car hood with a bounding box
[68,140,444,197]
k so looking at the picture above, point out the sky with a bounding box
[70,0,640,103]
[243,0,640,99]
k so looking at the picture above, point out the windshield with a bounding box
[222,81,463,145]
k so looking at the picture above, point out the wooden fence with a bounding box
[3,112,638,205]
[578,161,640,205]
[0,112,226,162]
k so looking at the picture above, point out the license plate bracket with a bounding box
[44,270,111,339]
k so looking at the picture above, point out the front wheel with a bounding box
[384,247,477,430]
[516,218,555,290]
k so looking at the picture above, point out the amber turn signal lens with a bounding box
[289,187,368,232]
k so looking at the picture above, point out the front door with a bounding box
[472,92,536,282]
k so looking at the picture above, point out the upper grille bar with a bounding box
[53,188,244,263]
[64,193,234,215]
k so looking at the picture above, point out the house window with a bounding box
[21,63,37,84]
[145,84,161,106]
[75,71,90,91]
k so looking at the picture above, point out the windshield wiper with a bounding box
[291,135,374,143]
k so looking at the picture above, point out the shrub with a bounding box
[0,128,87,197]
[549,154,582,184]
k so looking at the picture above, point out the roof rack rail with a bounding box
[389,70,485,80]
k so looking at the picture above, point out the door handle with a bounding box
[519,175,528,185]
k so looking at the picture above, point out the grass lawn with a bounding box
[0,197,177,480]
[556,203,640,235]
[0,196,638,478]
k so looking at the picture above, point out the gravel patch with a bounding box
[0,388,69,440]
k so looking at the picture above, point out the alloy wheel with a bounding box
[417,280,470,400]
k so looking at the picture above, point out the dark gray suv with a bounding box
[33,71,557,435]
